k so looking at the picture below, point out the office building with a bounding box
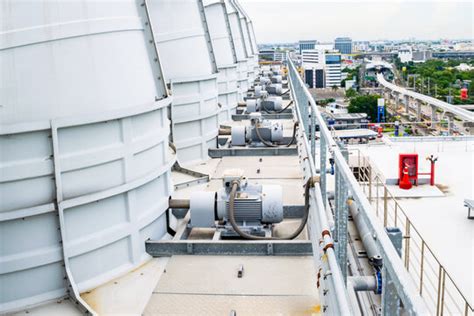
[325,53,342,87]
[298,40,317,54]
[335,37,352,54]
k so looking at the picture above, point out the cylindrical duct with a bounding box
[148,0,220,165]
[0,1,174,313]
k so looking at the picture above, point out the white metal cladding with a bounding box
[204,2,236,68]
[148,0,220,165]
[204,2,239,122]
[236,60,250,101]
[217,65,239,121]
[229,0,256,83]
[247,22,261,75]
[0,0,174,313]
[227,11,248,62]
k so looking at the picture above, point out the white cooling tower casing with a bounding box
[204,2,239,122]
[0,1,174,313]
[247,21,260,75]
[238,15,256,84]
[231,0,258,82]
[149,0,219,165]
[225,2,250,100]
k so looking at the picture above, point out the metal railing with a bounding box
[355,155,473,316]
[287,57,430,315]
[357,151,474,316]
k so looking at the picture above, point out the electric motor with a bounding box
[271,75,282,83]
[188,170,283,230]
[254,85,268,98]
[261,96,283,112]
[246,98,261,113]
[259,77,271,86]
[231,113,283,146]
[266,83,282,95]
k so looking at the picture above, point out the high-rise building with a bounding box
[301,49,324,65]
[325,53,342,87]
[335,37,352,54]
[298,40,317,54]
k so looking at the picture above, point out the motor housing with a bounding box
[231,113,283,146]
[266,83,282,95]
[261,96,283,112]
[188,170,283,236]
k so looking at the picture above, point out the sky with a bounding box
[239,0,474,43]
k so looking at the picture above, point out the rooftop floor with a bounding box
[353,137,474,309]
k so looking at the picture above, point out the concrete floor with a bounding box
[144,255,320,316]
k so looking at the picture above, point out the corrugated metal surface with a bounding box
[0,1,174,313]
[149,0,220,165]
[204,2,239,122]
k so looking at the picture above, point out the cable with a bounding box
[285,121,299,147]
[255,121,298,147]
[260,100,293,114]
[227,178,311,240]
[254,123,278,147]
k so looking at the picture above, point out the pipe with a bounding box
[169,198,190,209]
[219,127,231,135]
[227,178,310,240]
[348,276,377,292]
[347,199,383,268]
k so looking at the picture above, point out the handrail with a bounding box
[356,156,473,315]
[288,62,353,315]
[377,73,474,122]
[288,57,430,315]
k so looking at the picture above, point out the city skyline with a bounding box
[240,0,473,44]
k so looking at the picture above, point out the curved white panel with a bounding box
[0,1,174,313]
[205,2,239,122]
[217,65,239,121]
[149,0,219,164]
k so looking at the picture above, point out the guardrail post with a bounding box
[382,227,403,315]
[404,220,411,270]
[311,107,316,159]
[320,135,327,205]
[368,166,372,202]
[334,142,348,283]
[383,187,388,227]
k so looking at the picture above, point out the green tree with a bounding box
[331,85,339,92]
[345,88,357,98]
[348,95,381,121]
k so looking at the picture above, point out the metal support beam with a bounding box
[231,112,293,121]
[430,105,438,130]
[404,95,410,114]
[145,240,313,256]
[383,227,403,315]
[209,146,297,157]
[446,113,455,135]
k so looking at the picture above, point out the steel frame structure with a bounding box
[288,57,429,315]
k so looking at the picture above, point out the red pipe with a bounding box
[426,155,438,186]
[430,161,435,186]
